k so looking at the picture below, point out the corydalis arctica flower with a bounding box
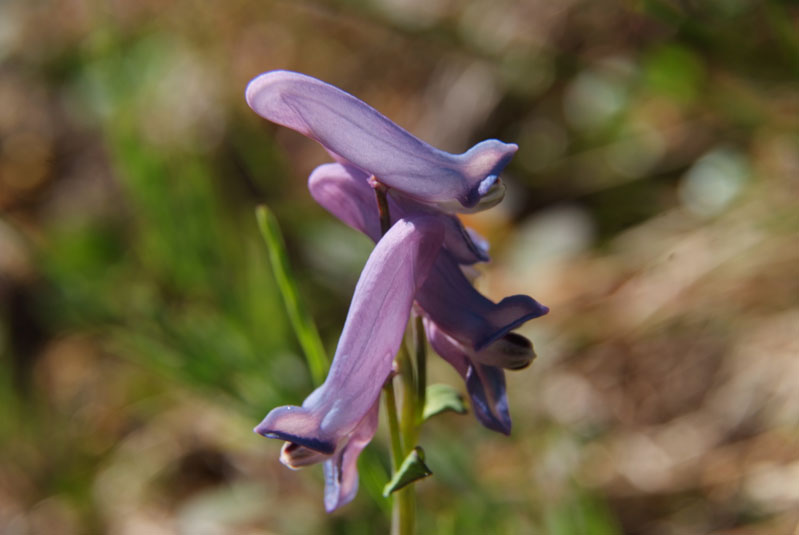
[308,162,548,434]
[245,70,517,213]
[247,70,548,510]
[256,215,444,512]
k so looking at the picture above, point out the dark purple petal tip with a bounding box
[254,406,337,454]
[474,296,550,351]
[466,364,512,435]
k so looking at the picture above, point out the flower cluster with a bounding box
[246,71,548,511]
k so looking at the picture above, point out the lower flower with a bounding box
[255,215,444,511]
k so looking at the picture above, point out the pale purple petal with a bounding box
[390,193,490,264]
[323,399,380,512]
[308,162,489,264]
[308,163,547,349]
[425,320,511,434]
[307,163,381,243]
[255,215,444,454]
[416,251,549,351]
[246,70,518,211]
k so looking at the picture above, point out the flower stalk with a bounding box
[396,341,418,535]
[383,378,403,472]
[414,315,426,422]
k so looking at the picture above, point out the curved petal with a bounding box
[390,192,490,264]
[308,163,547,349]
[247,70,518,211]
[308,162,489,264]
[425,320,511,434]
[466,364,512,435]
[255,215,444,454]
[416,251,549,351]
[323,398,380,512]
[307,163,381,243]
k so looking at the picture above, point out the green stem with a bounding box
[399,342,418,448]
[383,378,403,471]
[385,375,413,535]
[396,343,417,535]
[414,315,426,421]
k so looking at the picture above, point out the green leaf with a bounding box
[422,384,467,421]
[382,447,432,497]
[255,205,328,386]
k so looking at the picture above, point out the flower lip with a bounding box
[478,175,499,197]
[475,332,537,370]
[475,177,506,211]
[474,300,549,351]
[254,425,337,455]
[503,332,532,352]
[460,139,518,208]
[280,442,330,469]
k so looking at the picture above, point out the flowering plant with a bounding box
[247,71,548,529]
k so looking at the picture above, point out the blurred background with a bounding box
[0,0,797,533]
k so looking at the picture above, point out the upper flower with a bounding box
[245,70,518,212]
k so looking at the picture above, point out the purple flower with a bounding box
[308,162,548,434]
[247,71,548,510]
[255,215,444,511]
[246,70,517,213]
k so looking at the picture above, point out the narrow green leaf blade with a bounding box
[255,205,327,385]
[382,446,433,497]
[422,383,467,421]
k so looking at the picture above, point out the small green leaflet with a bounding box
[422,383,467,421]
[383,447,433,496]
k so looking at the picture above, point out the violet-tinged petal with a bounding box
[307,163,546,349]
[307,163,381,243]
[246,70,518,211]
[390,192,490,264]
[416,250,549,351]
[425,320,511,434]
[466,363,512,435]
[323,399,380,512]
[308,162,489,264]
[255,215,444,454]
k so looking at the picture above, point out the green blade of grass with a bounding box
[256,205,327,385]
